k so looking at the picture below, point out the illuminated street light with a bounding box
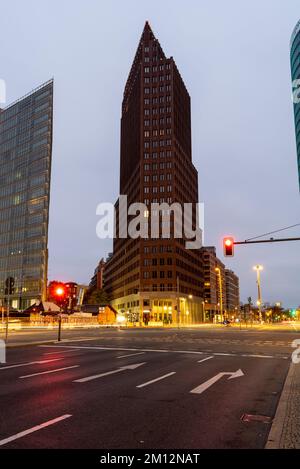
[253,265,263,323]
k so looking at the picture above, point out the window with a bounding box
[144,98,150,105]
[144,164,150,170]
[144,67,150,73]
[144,77,150,83]
[144,153,150,160]
[144,131,150,137]
[144,175,150,182]
[144,87,150,94]
[144,120,150,126]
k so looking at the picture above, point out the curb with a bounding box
[266,361,300,449]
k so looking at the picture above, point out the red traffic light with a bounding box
[223,237,234,257]
[55,287,65,297]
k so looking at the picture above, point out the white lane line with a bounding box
[19,365,79,379]
[0,414,72,447]
[117,352,145,359]
[43,349,80,355]
[241,354,274,359]
[0,358,62,371]
[137,372,176,388]
[198,356,214,363]
[74,362,146,383]
[39,345,288,360]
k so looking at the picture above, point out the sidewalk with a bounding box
[266,360,300,448]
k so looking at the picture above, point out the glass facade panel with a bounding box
[0,80,53,309]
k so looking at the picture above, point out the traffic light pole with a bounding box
[234,237,300,245]
[5,291,9,342]
[58,313,62,342]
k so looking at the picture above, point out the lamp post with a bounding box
[215,267,223,322]
[253,265,263,323]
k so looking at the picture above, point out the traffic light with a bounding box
[48,281,67,308]
[223,237,234,257]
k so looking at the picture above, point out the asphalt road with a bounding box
[0,327,298,449]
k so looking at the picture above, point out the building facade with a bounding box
[104,22,204,325]
[0,80,53,310]
[201,246,239,321]
[224,269,240,315]
[291,20,300,191]
[90,258,106,290]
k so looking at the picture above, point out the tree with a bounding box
[84,288,109,305]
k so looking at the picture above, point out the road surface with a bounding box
[0,327,298,449]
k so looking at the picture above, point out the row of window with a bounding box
[144,185,172,193]
[144,117,171,126]
[144,151,172,160]
[144,106,171,115]
[144,258,173,266]
[144,140,172,149]
[144,162,172,171]
[144,129,171,137]
[144,197,173,205]
[143,270,173,279]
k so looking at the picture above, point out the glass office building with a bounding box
[291,20,300,191]
[0,80,53,310]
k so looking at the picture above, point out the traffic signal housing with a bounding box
[223,237,234,257]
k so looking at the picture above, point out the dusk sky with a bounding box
[1,0,300,307]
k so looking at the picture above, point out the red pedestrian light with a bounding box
[223,237,234,257]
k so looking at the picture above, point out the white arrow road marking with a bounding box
[117,352,145,359]
[137,372,176,388]
[0,414,72,447]
[0,358,63,371]
[74,362,146,383]
[19,365,79,379]
[190,369,244,395]
[197,356,214,363]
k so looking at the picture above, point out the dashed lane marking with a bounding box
[19,365,79,379]
[0,415,72,447]
[137,372,176,388]
[197,356,214,363]
[0,358,63,371]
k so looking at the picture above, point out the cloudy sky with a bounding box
[1,0,300,307]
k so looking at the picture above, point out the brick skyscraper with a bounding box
[104,22,204,325]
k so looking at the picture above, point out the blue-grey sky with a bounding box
[1,0,300,307]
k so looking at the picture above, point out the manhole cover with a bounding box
[241,413,272,423]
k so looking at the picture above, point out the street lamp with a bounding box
[215,267,223,322]
[253,265,263,323]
